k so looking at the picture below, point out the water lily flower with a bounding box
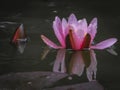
[41,14,117,50]
[11,24,27,53]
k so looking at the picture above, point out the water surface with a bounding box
[0,0,120,90]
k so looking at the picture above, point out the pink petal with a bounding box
[69,29,84,50]
[77,18,88,33]
[88,18,97,42]
[62,18,69,37]
[68,13,77,24]
[41,35,63,49]
[53,49,66,73]
[91,38,117,50]
[12,24,25,43]
[53,16,65,47]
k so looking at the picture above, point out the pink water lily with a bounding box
[41,14,117,50]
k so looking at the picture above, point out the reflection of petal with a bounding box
[106,46,118,56]
[17,38,27,53]
[53,49,66,73]
[69,51,85,76]
[86,50,97,81]
[41,46,51,60]
[91,38,117,50]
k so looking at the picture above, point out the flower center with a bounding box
[81,33,91,50]
[69,29,76,49]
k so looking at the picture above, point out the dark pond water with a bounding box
[0,0,120,90]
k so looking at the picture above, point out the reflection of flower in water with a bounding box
[41,13,117,50]
[53,49,97,81]
[86,50,97,81]
[53,49,66,73]
[69,51,85,77]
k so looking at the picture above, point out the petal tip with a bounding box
[91,17,97,24]
[70,13,75,17]
[55,16,60,21]
[19,24,24,30]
